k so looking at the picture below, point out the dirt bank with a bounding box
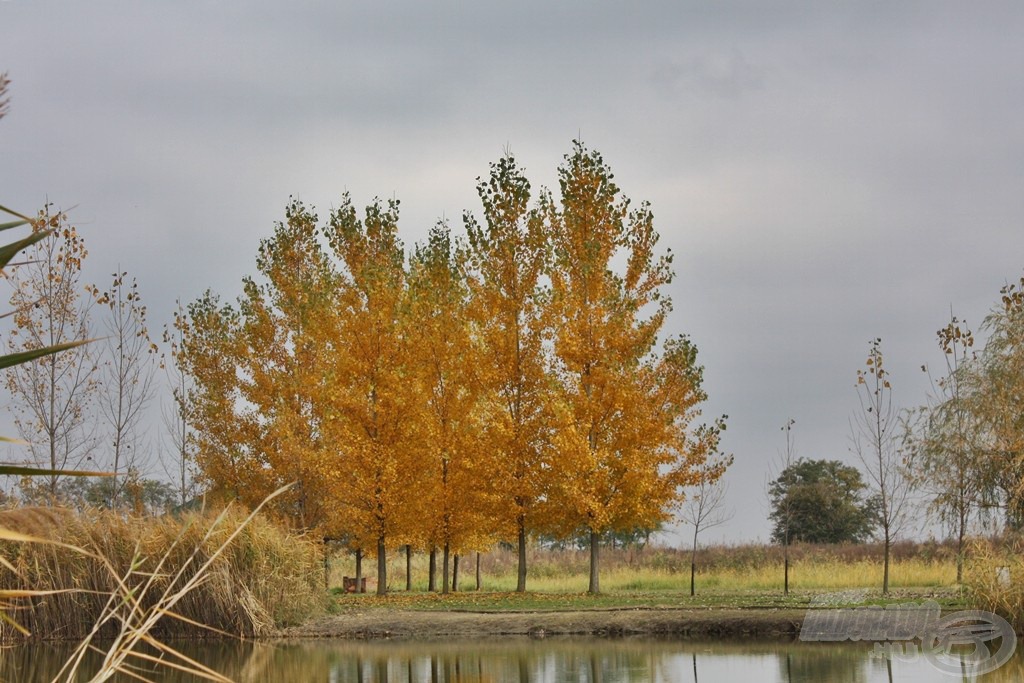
[281,607,807,640]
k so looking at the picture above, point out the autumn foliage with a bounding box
[179,142,728,593]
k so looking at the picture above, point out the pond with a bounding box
[4,637,1022,682]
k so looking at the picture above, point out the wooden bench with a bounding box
[342,576,370,593]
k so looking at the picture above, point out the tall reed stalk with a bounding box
[965,537,1024,632]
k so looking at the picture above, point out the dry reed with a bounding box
[0,505,326,643]
[964,536,1024,631]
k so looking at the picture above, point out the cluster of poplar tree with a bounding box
[178,142,729,595]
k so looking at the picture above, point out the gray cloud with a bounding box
[2,0,1023,543]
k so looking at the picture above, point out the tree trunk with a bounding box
[956,539,964,584]
[784,538,790,595]
[516,516,527,593]
[957,511,966,584]
[355,548,363,593]
[452,554,460,592]
[882,528,891,595]
[475,552,481,591]
[323,545,330,591]
[690,525,699,597]
[376,536,387,596]
[588,527,600,594]
[405,544,412,591]
[428,547,437,592]
[442,543,450,595]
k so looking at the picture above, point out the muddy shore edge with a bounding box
[280,607,810,640]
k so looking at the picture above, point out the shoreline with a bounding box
[280,606,809,640]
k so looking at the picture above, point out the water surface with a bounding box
[5,637,1021,682]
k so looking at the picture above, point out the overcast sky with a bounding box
[3,2,1023,544]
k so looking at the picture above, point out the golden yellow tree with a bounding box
[545,141,725,593]
[180,200,337,529]
[177,293,255,502]
[321,195,419,596]
[406,222,493,592]
[464,155,554,592]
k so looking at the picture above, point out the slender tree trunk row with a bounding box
[352,545,478,594]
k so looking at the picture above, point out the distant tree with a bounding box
[538,523,663,551]
[681,457,733,596]
[161,301,197,506]
[850,338,915,594]
[768,418,797,594]
[768,458,876,545]
[56,472,178,515]
[5,207,99,499]
[94,270,158,507]
[605,524,662,551]
[908,315,985,583]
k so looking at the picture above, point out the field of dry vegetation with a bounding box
[328,539,962,595]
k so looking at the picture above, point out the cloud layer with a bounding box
[3,1,1023,542]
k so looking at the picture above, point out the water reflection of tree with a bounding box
[317,641,665,682]
[7,638,1022,681]
[778,648,868,683]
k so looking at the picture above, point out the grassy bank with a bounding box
[317,540,966,640]
[0,506,326,642]
[329,586,966,615]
